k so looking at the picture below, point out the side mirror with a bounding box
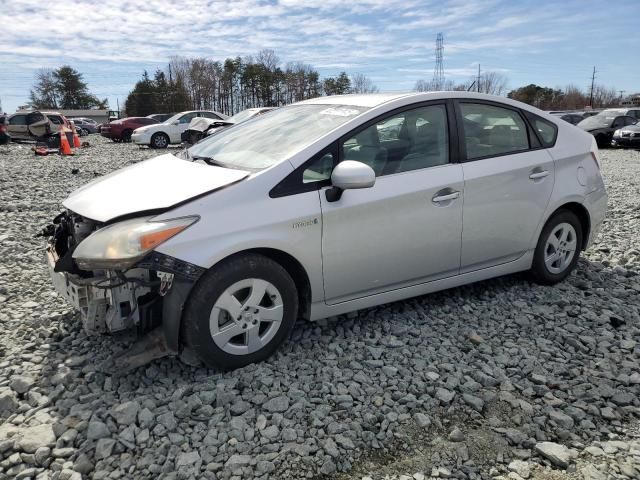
[326,160,375,202]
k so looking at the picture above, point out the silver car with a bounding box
[44,92,607,369]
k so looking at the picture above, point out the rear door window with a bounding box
[460,103,530,159]
[10,114,27,125]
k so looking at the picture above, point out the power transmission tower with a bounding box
[432,33,444,90]
[588,66,596,107]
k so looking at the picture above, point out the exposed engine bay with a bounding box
[41,210,204,369]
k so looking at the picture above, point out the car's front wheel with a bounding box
[150,132,169,148]
[182,254,298,369]
[530,210,583,285]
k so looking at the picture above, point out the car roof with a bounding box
[299,92,416,107]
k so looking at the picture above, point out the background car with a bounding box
[551,112,586,125]
[612,123,640,148]
[598,107,640,121]
[131,110,227,148]
[577,113,637,147]
[70,118,98,134]
[6,111,70,143]
[0,115,9,145]
[101,117,159,142]
[147,113,175,123]
[181,107,274,145]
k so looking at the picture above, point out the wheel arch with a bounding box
[165,247,313,352]
[547,202,591,251]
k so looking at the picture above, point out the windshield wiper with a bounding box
[191,155,226,168]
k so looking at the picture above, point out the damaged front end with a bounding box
[42,211,203,369]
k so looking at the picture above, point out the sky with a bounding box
[1,0,638,113]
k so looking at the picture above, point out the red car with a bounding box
[101,117,159,142]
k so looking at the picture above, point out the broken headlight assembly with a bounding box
[72,216,199,270]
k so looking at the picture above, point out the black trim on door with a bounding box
[269,144,338,198]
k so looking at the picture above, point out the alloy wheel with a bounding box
[209,278,284,355]
[544,222,577,274]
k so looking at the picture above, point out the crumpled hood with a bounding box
[63,154,249,222]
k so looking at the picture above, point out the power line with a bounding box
[432,33,444,90]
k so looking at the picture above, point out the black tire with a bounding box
[120,129,133,142]
[530,210,583,285]
[182,254,298,369]
[150,132,169,149]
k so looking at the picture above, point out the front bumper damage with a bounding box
[43,211,204,371]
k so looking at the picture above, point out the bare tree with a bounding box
[414,79,431,92]
[350,73,379,93]
[592,84,619,108]
[479,71,508,96]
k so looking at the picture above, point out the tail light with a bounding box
[590,151,600,170]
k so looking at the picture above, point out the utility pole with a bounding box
[588,66,596,107]
[432,33,444,90]
[116,98,120,118]
[618,90,625,105]
[477,64,481,93]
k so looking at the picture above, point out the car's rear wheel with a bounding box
[120,129,133,142]
[530,210,583,285]
[182,254,298,369]
[150,132,169,148]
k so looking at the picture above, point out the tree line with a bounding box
[414,71,623,110]
[124,50,379,117]
[507,83,621,110]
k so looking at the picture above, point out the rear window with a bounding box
[524,111,557,148]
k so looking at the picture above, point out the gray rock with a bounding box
[34,446,51,466]
[335,433,355,449]
[548,409,574,429]
[0,390,19,415]
[508,460,531,479]
[413,412,431,428]
[110,400,140,425]
[263,395,289,413]
[16,424,56,453]
[137,408,155,428]
[86,421,110,440]
[94,438,116,460]
[73,453,94,474]
[225,454,251,466]
[157,411,177,431]
[320,458,337,475]
[256,460,276,474]
[462,393,484,412]
[10,375,35,394]
[448,427,464,442]
[176,451,200,468]
[534,441,572,468]
[435,388,455,403]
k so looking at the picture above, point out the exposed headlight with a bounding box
[613,129,621,136]
[73,216,198,270]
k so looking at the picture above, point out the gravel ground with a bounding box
[0,137,639,480]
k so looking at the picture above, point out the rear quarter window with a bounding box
[524,111,558,148]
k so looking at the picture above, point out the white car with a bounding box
[45,92,607,369]
[131,110,227,148]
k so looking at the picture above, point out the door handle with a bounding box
[432,191,460,203]
[529,170,549,180]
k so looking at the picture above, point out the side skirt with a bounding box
[309,251,534,321]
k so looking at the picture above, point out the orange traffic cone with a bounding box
[71,123,81,148]
[59,128,73,155]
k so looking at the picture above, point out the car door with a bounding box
[319,103,464,304]
[170,113,197,142]
[8,114,28,139]
[455,101,555,272]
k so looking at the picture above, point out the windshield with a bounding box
[227,109,258,124]
[578,115,615,129]
[187,104,368,170]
